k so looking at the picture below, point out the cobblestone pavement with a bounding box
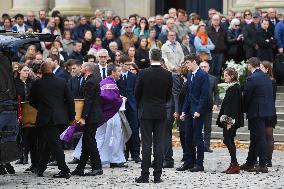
[0,148,283,189]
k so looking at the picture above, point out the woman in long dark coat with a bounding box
[216,67,244,174]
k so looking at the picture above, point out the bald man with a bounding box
[29,62,75,178]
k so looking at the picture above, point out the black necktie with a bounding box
[123,74,127,81]
[191,74,195,82]
[102,68,106,79]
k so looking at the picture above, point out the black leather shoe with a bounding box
[47,161,58,166]
[247,165,268,173]
[68,158,80,164]
[37,171,44,177]
[110,163,128,168]
[0,165,7,175]
[25,165,35,172]
[133,157,142,163]
[204,147,213,153]
[5,163,15,174]
[240,163,255,171]
[71,169,85,176]
[135,176,149,183]
[266,160,272,167]
[190,165,204,172]
[176,163,194,171]
[163,161,174,168]
[53,171,71,179]
[154,177,163,183]
[15,157,23,165]
[85,169,103,176]
[23,155,28,165]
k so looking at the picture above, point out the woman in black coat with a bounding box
[256,19,276,62]
[135,38,150,69]
[226,19,244,62]
[260,61,277,167]
[216,67,244,174]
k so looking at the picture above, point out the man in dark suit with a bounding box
[96,49,109,80]
[68,60,84,99]
[134,49,173,183]
[200,61,220,153]
[177,53,210,172]
[47,54,70,82]
[241,57,274,173]
[29,62,75,178]
[71,62,103,176]
[117,55,141,163]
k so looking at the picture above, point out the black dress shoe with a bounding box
[37,171,44,177]
[25,165,35,172]
[135,176,149,183]
[110,163,128,168]
[0,165,7,175]
[68,158,80,164]
[154,177,163,183]
[71,169,85,176]
[5,163,15,174]
[15,157,23,165]
[176,163,194,171]
[163,161,174,168]
[190,165,204,172]
[133,157,142,163]
[47,161,58,166]
[85,169,103,176]
[53,171,71,179]
[240,163,255,171]
[247,165,268,173]
[204,147,213,153]
[266,160,272,167]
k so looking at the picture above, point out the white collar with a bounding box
[251,68,259,74]
[99,64,107,69]
[151,62,161,66]
[192,67,199,75]
[53,65,60,74]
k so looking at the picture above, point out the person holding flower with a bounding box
[216,67,244,174]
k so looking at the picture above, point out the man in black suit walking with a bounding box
[68,59,84,99]
[71,62,103,176]
[241,57,274,173]
[47,54,70,82]
[29,62,75,178]
[135,49,173,183]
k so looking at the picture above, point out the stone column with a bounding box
[10,0,49,15]
[255,0,284,12]
[51,0,93,17]
[228,0,257,11]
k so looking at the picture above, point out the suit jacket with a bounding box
[68,75,84,99]
[217,83,244,128]
[29,74,75,127]
[117,71,137,111]
[172,73,183,112]
[244,69,274,119]
[183,68,210,115]
[54,66,70,82]
[81,74,104,125]
[208,74,220,108]
[135,65,173,119]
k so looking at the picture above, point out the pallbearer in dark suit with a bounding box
[135,49,173,183]
[47,54,70,82]
[241,57,274,173]
[29,62,75,178]
[117,55,141,163]
[71,62,104,177]
[68,60,84,99]
[199,61,220,153]
[177,54,210,172]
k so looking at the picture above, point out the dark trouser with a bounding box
[140,118,166,178]
[27,127,38,166]
[179,117,188,160]
[209,53,224,81]
[125,109,140,159]
[163,106,174,163]
[184,115,204,166]
[37,125,69,173]
[77,124,102,170]
[223,127,238,164]
[203,111,212,149]
[246,118,267,166]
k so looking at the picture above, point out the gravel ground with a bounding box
[0,148,283,189]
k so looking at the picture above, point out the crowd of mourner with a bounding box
[0,6,284,182]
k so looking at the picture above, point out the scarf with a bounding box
[196,31,208,45]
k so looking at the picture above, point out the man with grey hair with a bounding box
[97,49,109,79]
[71,61,104,176]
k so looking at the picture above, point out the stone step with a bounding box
[211,118,284,127]
[276,106,284,112]
[277,86,284,93]
[213,112,284,120]
[211,125,284,134]
[276,93,284,100]
[276,100,284,106]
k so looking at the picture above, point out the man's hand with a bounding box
[173,112,180,119]
[180,112,186,121]
[193,112,200,119]
[77,118,86,127]
[279,48,283,54]
[227,124,232,130]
